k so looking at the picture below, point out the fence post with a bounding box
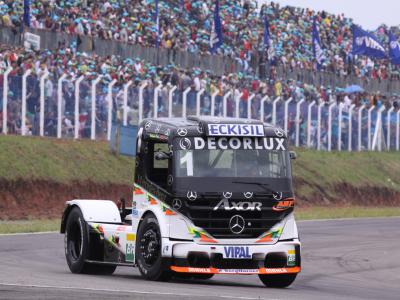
[90,76,102,140]
[21,69,32,136]
[387,106,394,150]
[138,81,148,123]
[284,97,293,133]
[223,91,232,118]
[39,71,49,137]
[182,87,191,118]
[56,73,67,139]
[260,95,270,122]
[168,85,177,117]
[74,75,85,139]
[348,104,355,151]
[107,79,117,141]
[338,103,344,151]
[317,102,324,150]
[272,97,281,125]
[211,91,218,117]
[153,83,162,118]
[295,98,305,147]
[196,88,205,117]
[123,80,133,126]
[367,105,375,150]
[358,105,366,151]
[247,94,255,120]
[307,101,316,148]
[2,67,12,134]
[235,92,243,118]
[327,102,336,151]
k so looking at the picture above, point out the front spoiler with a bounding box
[171,266,301,275]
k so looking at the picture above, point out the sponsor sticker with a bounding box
[287,249,296,267]
[126,233,136,241]
[176,137,286,151]
[126,243,135,262]
[207,124,264,137]
[223,246,251,259]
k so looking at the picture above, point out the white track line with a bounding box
[0,282,277,300]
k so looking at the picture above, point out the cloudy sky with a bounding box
[257,0,400,30]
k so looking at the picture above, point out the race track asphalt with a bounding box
[0,217,399,300]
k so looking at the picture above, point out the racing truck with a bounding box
[61,116,301,288]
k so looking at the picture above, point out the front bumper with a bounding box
[164,239,301,275]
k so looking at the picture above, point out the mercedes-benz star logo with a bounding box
[187,191,197,201]
[172,199,182,210]
[177,128,187,136]
[244,192,253,199]
[274,128,285,138]
[273,191,283,201]
[229,215,245,234]
[223,192,232,199]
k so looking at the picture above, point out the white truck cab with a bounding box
[61,116,301,288]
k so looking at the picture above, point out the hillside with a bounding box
[0,135,399,219]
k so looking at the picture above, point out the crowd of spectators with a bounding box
[1,0,399,83]
[0,44,398,145]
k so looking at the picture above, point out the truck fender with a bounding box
[60,200,121,233]
[279,213,299,241]
[134,205,170,238]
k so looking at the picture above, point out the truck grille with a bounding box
[178,193,291,239]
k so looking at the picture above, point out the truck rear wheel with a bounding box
[136,213,172,281]
[65,207,116,275]
[258,274,297,288]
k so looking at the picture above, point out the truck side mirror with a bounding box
[155,151,170,160]
[289,151,297,160]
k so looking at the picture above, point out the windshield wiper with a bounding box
[231,181,276,194]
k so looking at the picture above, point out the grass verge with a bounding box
[1,207,400,234]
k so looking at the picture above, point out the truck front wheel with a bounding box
[65,206,116,275]
[258,274,297,288]
[136,213,171,281]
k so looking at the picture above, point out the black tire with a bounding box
[65,206,116,275]
[136,213,172,281]
[258,274,297,288]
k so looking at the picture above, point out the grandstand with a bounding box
[0,0,399,151]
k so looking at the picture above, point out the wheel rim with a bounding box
[68,220,82,261]
[139,225,160,267]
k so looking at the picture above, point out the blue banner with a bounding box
[389,32,400,65]
[352,25,386,59]
[263,17,270,47]
[312,18,325,69]
[210,0,223,54]
[23,0,30,28]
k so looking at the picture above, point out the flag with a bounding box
[389,32,400,65]
[312,18,326,69]
[23,0,30,28]
[352,25,386,59]
[155,0,160,48]
[263,16,270,47]
[210,0,223,54]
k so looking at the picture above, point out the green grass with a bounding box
[0,219,60,234]
[1,207,400,234]
[0,135,134,184]
[292,148,400,198]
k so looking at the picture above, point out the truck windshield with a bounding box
[174,149,291,179]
